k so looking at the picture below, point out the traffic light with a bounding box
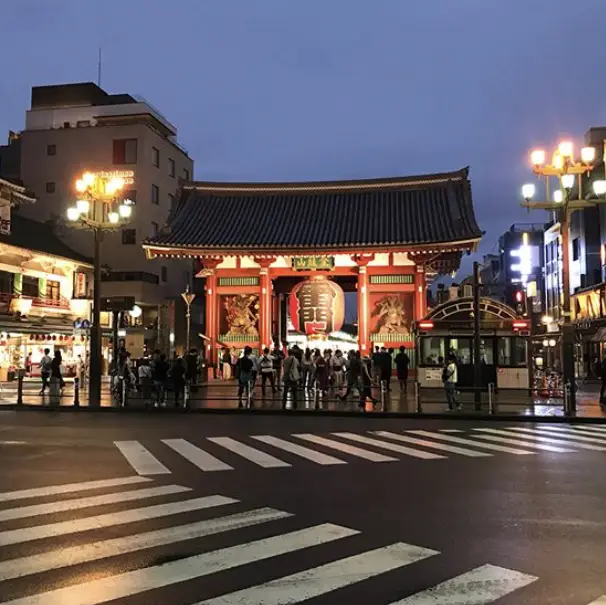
[514,290,526,315]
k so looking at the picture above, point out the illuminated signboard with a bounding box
[510,233,539,287]
[94,170,135,185]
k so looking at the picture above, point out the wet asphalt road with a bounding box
[0,411,605,604]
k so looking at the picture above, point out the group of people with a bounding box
[233,343,411,410]
[112,348,202,407]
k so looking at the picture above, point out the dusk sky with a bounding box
[3,0,606,279]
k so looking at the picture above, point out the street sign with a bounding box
[101,296,135,312]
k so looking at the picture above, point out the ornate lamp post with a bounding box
[521,141,606,413]
[181,284,196,353]
[67,171,135,406]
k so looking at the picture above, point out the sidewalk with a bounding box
[1,377,605,419]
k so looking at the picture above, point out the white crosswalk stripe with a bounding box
[333,432,446,460]
[114,426,606,477]
[293,433,398,462]
[407,430,536,455]
[252,435,347,465]
[387,563,537,604]
[199,542,439,604]
[373,431,493,457]
[162,438,234,471]
[113,441,171,475]
[587,596,606,604]
[207,437,291,468]
[0,476,548,605]
[468,431,576,453]
[0,478,544,605]
[476,427,606,451]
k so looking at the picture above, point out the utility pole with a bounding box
[473,261,482,411]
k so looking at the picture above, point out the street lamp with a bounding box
[67,171,135,406]
[181,284,196,353]
[520,140,604,413]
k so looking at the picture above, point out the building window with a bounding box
[151,222,159,237]
[572,237,580,261]
[45,182,55,194]
[0,271,12,294]
[122,229,137,245]
[183,168,190,180]
[22,276,38,298]
[46,280,60,302]
[151,184,159,205]
[161,266,167,282]
[168,193,175,212]
[152,147,159,167]
[46,144,56,156]
[168,158,175,178]
[113,138,138,165]
[123,189,137,204]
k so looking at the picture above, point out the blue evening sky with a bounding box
[3,0,606,280]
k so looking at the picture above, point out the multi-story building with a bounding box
[2,82,194,356]
[0,177,92,379]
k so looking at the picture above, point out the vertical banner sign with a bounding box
[289,276,345,335]
[0,203,11,235]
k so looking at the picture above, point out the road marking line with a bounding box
[439,429,465,433]
[551,426,606,439]
[207,437,291,468]
[387,563,537,604]
[587,596,606,604]
[0,476,151,504]
[469,430,575,453]
[536,426,606,443]
[374,431,493,458]
[252,435,346,465]
[114,441,171,475]
[162,439,233,472]
[0,441,27,445]
[293,434,398,462]
[198,541,439,604]
[408,430,535,455]
[0,484,190,522]
[475,427,606,451]
[0,507,291,582]
[563,425,606,433]
[516,427,606,447]
[0,524,358,605]
[0,495,237,547]
[333,432,445,460]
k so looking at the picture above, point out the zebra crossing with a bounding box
[114,424,606,475]
[0,475,569,604]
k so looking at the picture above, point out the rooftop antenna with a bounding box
[97,48,102,87]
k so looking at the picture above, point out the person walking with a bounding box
[171,356,187,408]
[259,347,276,398]
[443,354,460,411]
[395,346,410,394]
[236,346,255,408]
[39,348,52,395]
[50,350,65,397]
[153,354,170,407]
[282,349,300,410]
[338,350,362,403]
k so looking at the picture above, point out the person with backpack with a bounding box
[314,349,329,394]
[237,346,255,407]
[443,354,461,411]
[395,346,410,394]
[282,349,300,409]
[39,348,52,395]
[259,347,276,398]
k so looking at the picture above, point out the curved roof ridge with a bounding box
[182,167,470,195]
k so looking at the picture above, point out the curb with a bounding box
[2,404,606,424]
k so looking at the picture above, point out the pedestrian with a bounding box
[338,350,362,402]
[271,343,284,389]
[443,354,460,411]
[50,350,65,396]
[359,356,378,410]
[25,352,32,377]
[171,356,187,408]
[301,348,314,390]
[282,349,300,409]
[39,348,52,395]
[331,350,346,392]
[395,346,410,393]
[259,347,276,398]
[138,359,153,406]
[153,353,169,406]
[314,349,328,394]
[237,346,255,407]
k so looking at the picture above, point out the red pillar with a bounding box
[203,264,219,364]
[415,264,427,320]
[255,258,274,352]
[357,265,369,353]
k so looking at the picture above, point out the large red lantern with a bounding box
[289,276,345,335]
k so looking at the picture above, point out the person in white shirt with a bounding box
[331,350,346,391]
[258,347,276,397]
[443,354,460,411]
[39,348,52,395]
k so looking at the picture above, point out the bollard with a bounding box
[380,380,387,412]
[563,380,571,416]
[246,380,253,409]
[414,380,422,414]
[73,377,80,407]
[488,382,495,415]
[121,377,127,407]
[16,372,23,406]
